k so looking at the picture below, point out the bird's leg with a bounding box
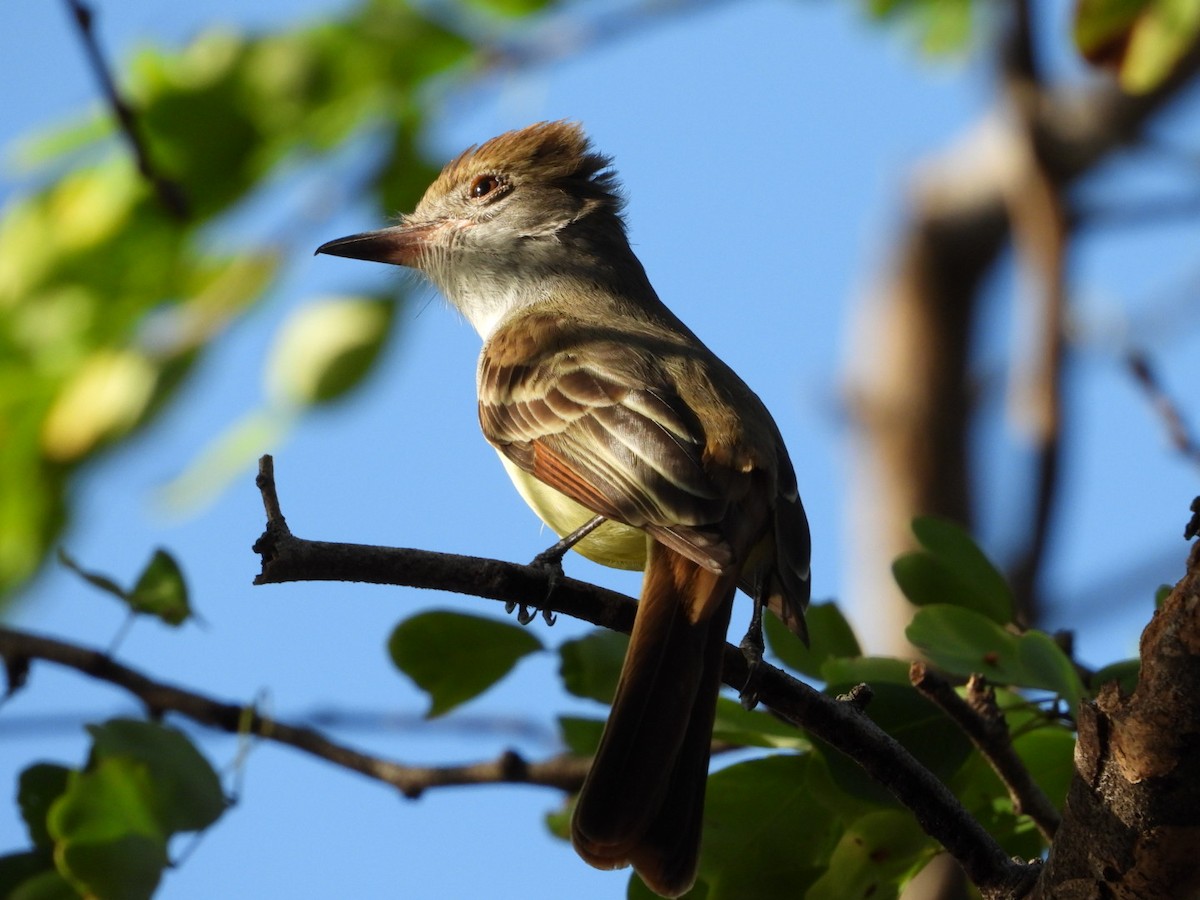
[529,514,607,571]
[508,515,608,626]
[738,589,767,709]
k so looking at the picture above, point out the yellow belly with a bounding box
[496,453,648,571]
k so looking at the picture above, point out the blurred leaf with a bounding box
[265,297,393,407]
[1092,658,1140,694]
[18,764,72,851]
[861,0,974,55]
[893,516,1013,624]
[820,654,913,688]
[819,670,973,807]
[1013,726,1075,813]
[462,0,554,17]
[1120,0,1200,91]
[1155,583,1172,607]
[40,349,157,462]
[59,549,192,626]
[557,715,605,756]
[158,409,291,514]
[690,755,835,899]
[57,548,128,603]
[47,759,169,900]
[906,606,1084,716]
[711,697,810,751]
[558,629,627,704]
[387,611,542,717]
[1016,630,1084,717]
[0,855,77,900]
[1075,0,1200,92]
[128,550,191,626]
[85,720,225,833]
[807,809,932,900]
[765,601,861,678]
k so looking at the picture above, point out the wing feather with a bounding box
[479,320,732,570]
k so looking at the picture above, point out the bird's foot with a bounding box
[738,594,766,709]
[511,516,608,626]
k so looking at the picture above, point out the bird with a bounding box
[316,120,810,898]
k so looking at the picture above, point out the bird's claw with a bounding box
[738,593,767,709]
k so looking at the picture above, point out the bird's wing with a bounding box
[478,316,735,573]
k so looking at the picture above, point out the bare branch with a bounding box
[63,0,189,219]
[0,625,589,798]
[911,664,1061,841]
[1125,351,1200,473]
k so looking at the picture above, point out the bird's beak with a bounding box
[315,222,438,268]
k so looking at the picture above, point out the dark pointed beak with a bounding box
[315,222,437,268]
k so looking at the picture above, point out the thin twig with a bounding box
[0,625,590,798]
[911,663,1061,841]
[1126,351,1200,473]
[63,0,189,219]
[252,456,1036,897]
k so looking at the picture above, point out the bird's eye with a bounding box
[469,174,502,200]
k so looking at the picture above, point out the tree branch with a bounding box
[911,664,1061,841]
[0,624,590,798]
[1038,534,1200,896]
[63,0,189,219]
[253,456,1035,897]
[1002,0,1069,627]
[1125,350,1200,473]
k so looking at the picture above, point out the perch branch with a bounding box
[253,456,1035,897]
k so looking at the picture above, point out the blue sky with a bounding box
[3,1,1199,898]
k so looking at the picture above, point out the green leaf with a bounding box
[387,611,542,717]
[558,629,628,704]
[85,719,225,833]
[59,548,192,625]
[819,655,913,688]
[861,0,974,56]
[765,601,861,678]
[1013,726,1075,813]
[906,606,1085,716]
[1016,631,1085,717]
[57,548,128,603]
[893,516,1013,624]
[807,810,932,900]
[557,716,605,756]
[128,549,191,626]
[18,764,72,851]
[1155,583,1172,608]
[1092,658,1140,694]
[1074,0,1200,92]
[818,672,973,807]
[265,297,393,408]
[906,605,1021,679]
[1121,0,1200,92]
[157,409,292,514]
[461,0,554,17]
[690,755,835,899]
[0,856,77,900]
[47,759,169,900]
[711,697,810,751]
[1075,0,1150,60]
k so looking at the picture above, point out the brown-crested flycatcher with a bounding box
[317,121,810,898]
